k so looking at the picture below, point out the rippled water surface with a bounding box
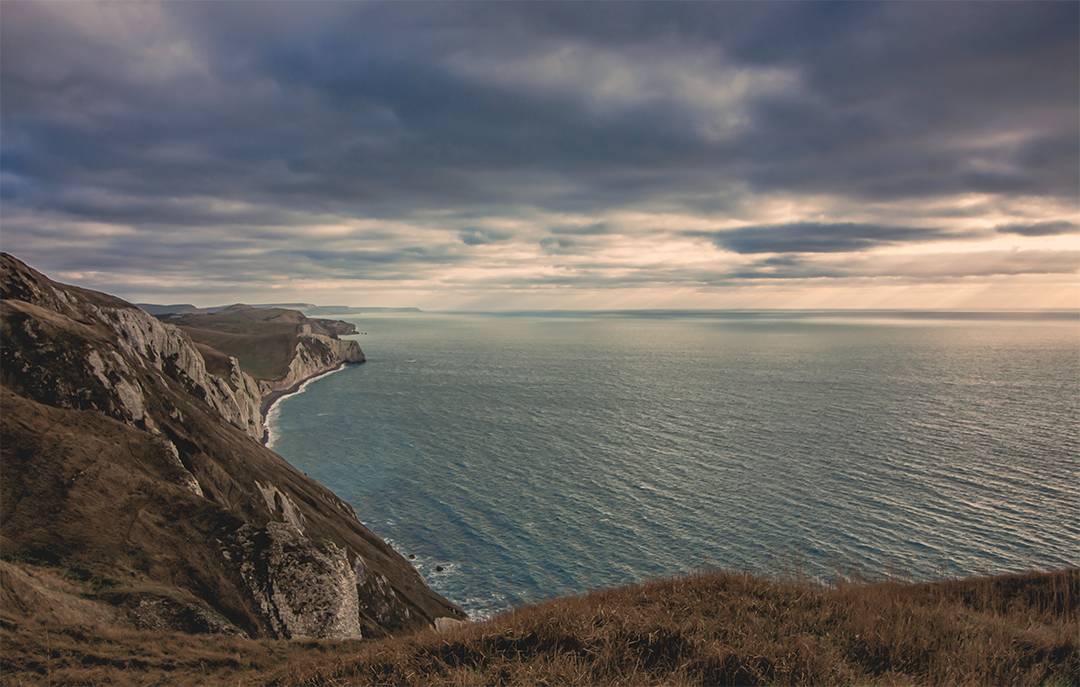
[269,312,1080,618]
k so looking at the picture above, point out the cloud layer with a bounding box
[1,1,1077,308]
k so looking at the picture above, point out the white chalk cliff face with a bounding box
[232,522,364,639]
[0,253,464,640]
[159,305,367,436]
[257,332,365,400]
[94,304,267,439]
[0,262,265,440]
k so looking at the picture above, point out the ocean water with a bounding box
[268,311,1080,619]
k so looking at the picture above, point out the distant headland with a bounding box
[138,302,421,317]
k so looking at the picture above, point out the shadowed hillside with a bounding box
[1,569,1075,685]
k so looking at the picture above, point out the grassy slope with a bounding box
[177,325,296,379]
[163,306,357,381]
[164,308,306,380]
[0,384,460,648]
[2,568,1076,686]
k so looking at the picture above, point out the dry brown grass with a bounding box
[1,618,287,686]
[3,568,1077,686]
[0,618,367,686]
[269,568,1080,687]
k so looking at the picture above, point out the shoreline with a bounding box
[261,362,352,448]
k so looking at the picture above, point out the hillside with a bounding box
[1,569,1075,685]
[135,303,203,316]
[159,305,364,419]
[256,568,1080,686]
[0,254,463,648]
[160,306,360,375]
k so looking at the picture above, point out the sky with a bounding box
[1,1,1078,310]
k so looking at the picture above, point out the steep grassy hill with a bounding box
[0,254,462,650]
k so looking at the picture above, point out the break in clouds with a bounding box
[1,1,1078,308]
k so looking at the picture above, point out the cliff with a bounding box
[157,305,365,430]
[0,253,464,642]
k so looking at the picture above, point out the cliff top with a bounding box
[161,305,358,381]
[0,252,135,315]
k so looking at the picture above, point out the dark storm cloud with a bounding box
[996,221,1080,237]
[691,223,958,254]
[0,1,1076,298]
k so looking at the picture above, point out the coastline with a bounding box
[262,362,351,448]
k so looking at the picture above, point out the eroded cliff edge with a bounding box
[155,302,366,442]
[0,253,465,641]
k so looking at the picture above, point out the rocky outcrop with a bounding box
[0,257,264,440]
[97,305,265,439]
[121,593,243,636]
[309,318,360,337]
[0,253,465,641]
[232,522,363,639]
[258,333,365,402]
[255,480,306,531]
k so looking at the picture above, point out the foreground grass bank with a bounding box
[2,568,1076,685]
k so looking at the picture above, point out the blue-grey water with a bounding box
[268,311,1079,618]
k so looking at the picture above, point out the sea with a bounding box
[267,310,1080,619]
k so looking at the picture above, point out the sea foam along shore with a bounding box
[264,363,349,449]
